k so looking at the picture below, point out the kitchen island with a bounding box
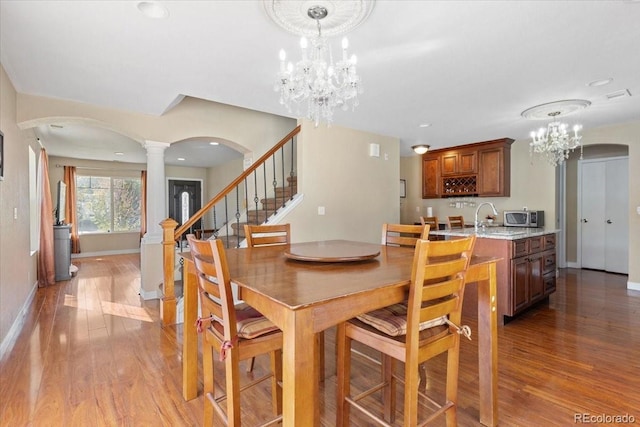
[430,226,559,324]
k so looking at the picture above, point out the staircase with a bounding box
[229,175,297,242]
[160,125,301,325]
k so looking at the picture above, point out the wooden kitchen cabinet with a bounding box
[510,235,556,317]
[422,156,440,198]
[421,138,513,198]
[478,141,511,196]
[441,149,477,176]
[472,232,556,325]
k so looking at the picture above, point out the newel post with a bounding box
[161,218,179,326]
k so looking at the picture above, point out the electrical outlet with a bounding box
[637,206,640,215]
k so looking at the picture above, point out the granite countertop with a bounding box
[429,226,559,240]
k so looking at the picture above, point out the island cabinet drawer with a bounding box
[543,250,556,274]
[543,271,556,294]
[529,236,544,253]
[512,239,529,257]
[512,236,544,257]
[543,233,556,250]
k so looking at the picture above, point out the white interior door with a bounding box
[580,157,629,274]
[580,161,606,270]
[604,158,629,274]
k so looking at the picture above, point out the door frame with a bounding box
[576,155,629,270]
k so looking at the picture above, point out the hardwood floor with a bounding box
[1,255,639,426]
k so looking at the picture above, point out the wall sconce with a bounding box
[412,144,430,155]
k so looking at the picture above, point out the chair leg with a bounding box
[203,342,215,426]
[335,323,351,427]
[419,362,428,391]
[270,349,283,416]
[224,350,242,427]
[445,339,461,427]
[246,357,255,373]
[382,355,396,423]
[317,331,325,382]
[403,358,421,427]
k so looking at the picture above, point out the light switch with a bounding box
[369,143,380,157]
[14,208,18,220]
[318,206,325,215]
[637,206,640,215]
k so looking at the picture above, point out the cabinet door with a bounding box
[422,157,440,198]
[478,146,508,196]
[458,150,477,174]
[511,257,529,313]
[441,153,458,176]
[528,252,544,302]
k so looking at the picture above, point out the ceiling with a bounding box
[1,0,639,165]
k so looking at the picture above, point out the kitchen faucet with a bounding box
[475,202,499,231]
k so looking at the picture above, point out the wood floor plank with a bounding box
[1,255,639,426]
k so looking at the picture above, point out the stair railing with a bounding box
[160,125,300,325]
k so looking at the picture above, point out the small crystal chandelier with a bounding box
[275,5,362,126]
[529,111,583,167]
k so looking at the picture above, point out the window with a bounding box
[76,175,141,234]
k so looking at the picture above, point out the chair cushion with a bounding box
[356,303,446,337]
[212,303,280,339]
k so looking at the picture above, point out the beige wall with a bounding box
[400,139,556,227]
[0,65,39,352]
[284,120,400,244]
[401,121,640,287]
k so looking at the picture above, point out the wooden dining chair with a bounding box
[243,223,291,373]
[420,216,440,241]
[244,223,290,247]
[447,215,465,229]
[381,223,430,247]
[187,234,283,427]
[336,235,477,427]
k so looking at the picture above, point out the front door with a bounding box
[168,179,202,233]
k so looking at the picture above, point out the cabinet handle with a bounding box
[606,219,612,224]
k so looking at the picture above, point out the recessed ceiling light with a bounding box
[114,152,124,156]
[177,157,186,161]
[418,123,432,128]
[137,2,169,19]
[587,78,613,87]
[209,142,219,146]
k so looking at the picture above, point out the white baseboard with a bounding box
[566,261,581,269]
[0,281,38,360]
[72,248,141,258]
[628,281,640,291]
[140,288,162,300]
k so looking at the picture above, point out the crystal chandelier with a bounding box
[529,111,583,167]
[275,6,362,126]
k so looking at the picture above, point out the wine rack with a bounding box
[442,175,477,195]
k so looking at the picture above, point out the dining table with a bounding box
[180,239,499,427]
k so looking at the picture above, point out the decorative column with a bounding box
[140,141,170,303]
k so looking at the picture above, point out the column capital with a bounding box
[144,140,170,153]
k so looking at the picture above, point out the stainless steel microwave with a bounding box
[503,210,544,228]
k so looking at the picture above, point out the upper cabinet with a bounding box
[422,138,513,199]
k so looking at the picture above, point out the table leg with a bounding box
[282,308,318,427]
[477,262,498,426]
[182,259,199,401]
